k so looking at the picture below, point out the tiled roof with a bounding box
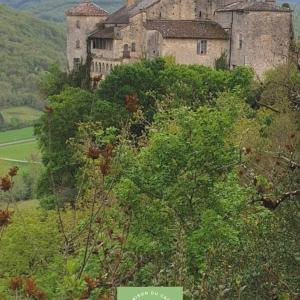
[145,20,229,39]
[104,6,130,24]
[65,0,109,17]
[105,0,159,24]
[89,27,115,38]
[217,1,291,12]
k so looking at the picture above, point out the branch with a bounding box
[258,102,281,113]
[252,190,300,210]
[264,151,300,168]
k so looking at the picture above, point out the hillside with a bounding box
[0,0,123,22]
[0,5,66,108]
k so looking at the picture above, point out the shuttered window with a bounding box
[197,40,207,55]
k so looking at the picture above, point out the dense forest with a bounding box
[0,0,122,22]
[0,58,299,299]
[0,5,66,109]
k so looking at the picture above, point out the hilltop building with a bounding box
[66,0,293,83]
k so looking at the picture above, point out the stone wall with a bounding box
[161,38,228,66]
[90,13,145,79]
[67,0,294,80]
[67,15,105,71]
[216,10,292,76]
[146,0,196,20]
[145,30,164,58]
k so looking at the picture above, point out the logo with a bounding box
[117,287,183,300]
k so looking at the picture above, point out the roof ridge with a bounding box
[66,1,109,17]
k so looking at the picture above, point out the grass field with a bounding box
[0,127,42,175]
[0,127,34,144]
[0,106,42,125]
[0,141,40,161]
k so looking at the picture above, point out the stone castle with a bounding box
[66,0,293,82]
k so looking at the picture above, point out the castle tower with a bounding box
[65,0,108,71]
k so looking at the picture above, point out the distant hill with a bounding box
[0,5,66,108]
[0,0,123,22]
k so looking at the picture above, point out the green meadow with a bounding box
[0,106,42,127]
[0,141,39,161]
[0,127,41,175]
[0,126,34,144]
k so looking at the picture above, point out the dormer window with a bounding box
[76,20,80,29]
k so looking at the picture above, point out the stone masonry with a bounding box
[66,0,294,82]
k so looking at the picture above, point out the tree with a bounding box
[35,87,127,198]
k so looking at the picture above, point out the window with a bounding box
[91,62,94,72]
[239,34,243,49]
[76,40,80,49]
[92,38,113,50]
[95,62,99,72]
[197,40,207,55]
[76,20,80,29]
[131,42,136,52]
[123,44,130,58]
[199,11,202,18]
[73,58,80,71]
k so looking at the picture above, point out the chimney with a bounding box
[127,0,135,7]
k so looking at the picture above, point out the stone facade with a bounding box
[66,0,293,81]
[161,38,228,65]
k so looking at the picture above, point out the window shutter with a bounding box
[197,41,201,54]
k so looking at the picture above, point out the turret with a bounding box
[65,0,108,71]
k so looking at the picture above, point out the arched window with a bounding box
[106,64,109,72]
[76,40,80,49]
[123,44,130,58]
[76,20,80,29]
[99,63,102,73]
[199,11,202,18]
[102,63,105,72]
[91,62,94,72]
[131,42,136,52]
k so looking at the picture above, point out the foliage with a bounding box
[4,61,296,299]
[97,58,166,120]
[36,59,254,199]
[0,210,63,298]
[0,5,66,109]
[98,58,253,115]
[35,87,127,198]
[214,51,229,71]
